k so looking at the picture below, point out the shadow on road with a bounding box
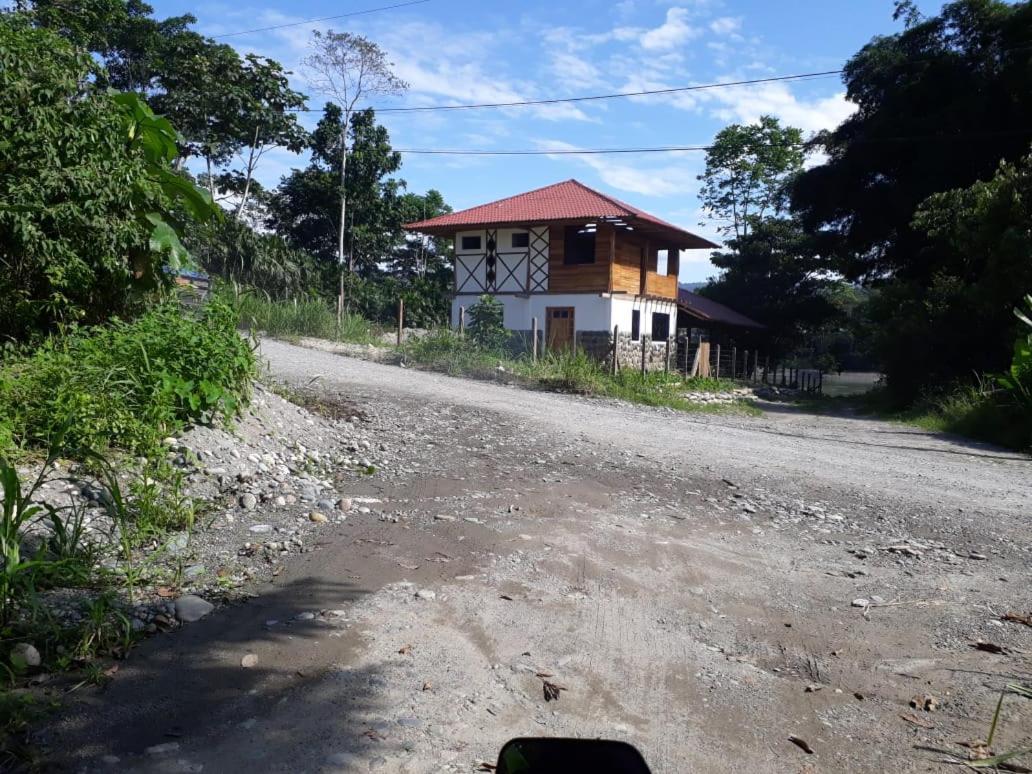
[41,575,398,772]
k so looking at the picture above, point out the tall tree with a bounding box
[792,0,1032,282]
[701,218,837,357]
[302,30,407,320]
[231,54,309,221]
[698,115,804,239]
[267,107,405,279]
[791,0,1032,398]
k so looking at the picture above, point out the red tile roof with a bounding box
[405,179,717,248]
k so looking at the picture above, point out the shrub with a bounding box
[467,295,507,351]
[0,298,255,458]
[0,14,215,341]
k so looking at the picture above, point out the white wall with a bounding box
[452,294,615,332]
[610,296,677,338]
[454,227,549,294]
[450,293,677,336]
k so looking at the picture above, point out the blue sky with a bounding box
[150,0,943,281]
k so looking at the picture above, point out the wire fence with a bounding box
[676,338,824,394]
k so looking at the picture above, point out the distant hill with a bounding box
[679,282,706,293]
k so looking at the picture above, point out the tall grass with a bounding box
[227,288,380,344]
[401,331,757,415]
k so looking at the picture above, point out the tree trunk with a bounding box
[236,127,261,222]
[336,119,349,326]
[205,156,215,202]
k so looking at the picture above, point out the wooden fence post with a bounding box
[396,297,404,346]
[664,338,670,374]
[612,325,619,375]
[731,347,737,379]
[743,350,749,382]
[531,316,538,363]
[459,306,465,337]
[715,344,721,378]
[818,370,824,395]
[640,333,647,376]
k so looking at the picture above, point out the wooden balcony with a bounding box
[643,271,677,299]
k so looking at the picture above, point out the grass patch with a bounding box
[0,298,256,461]
[225,287,383,345]
[815,384,1032,451]
[401,330,759,415]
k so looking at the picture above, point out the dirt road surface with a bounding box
[50,339,1032,772]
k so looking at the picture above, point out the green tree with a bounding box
[792,0,1032,398]
[700,218,837,357]
[302,30,407,319]
[267,107,407,281]
[230,54,309,222]
[698,115,804,239]
[0,14,214,340]
[390,190,452,281]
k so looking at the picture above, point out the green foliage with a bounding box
[996,294,1032,408]
[699,115,804,238]
[467,295,508,351]
[0,14,214,340]
[400,329,500,377]
[268,107,404,273]
[790,0,1032,401]
[227,287,379,344]
[188,218,316,299]
[0,299,255,459]
[701,216,838,358]
[402,332,758,416]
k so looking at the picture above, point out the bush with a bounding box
[467,295,507,351]
[0,298,255,458]
[0,15,214,341]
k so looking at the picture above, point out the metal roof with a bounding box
[678,289,764,329]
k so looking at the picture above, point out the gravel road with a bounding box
[49,339,1032,773]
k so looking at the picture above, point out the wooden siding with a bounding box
[530,221,679,300]
[644,272,678,298]
[548,222,611,293]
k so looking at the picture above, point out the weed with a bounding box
[402,331,759,416]
[225,286,382,344]
[0,298,256,462]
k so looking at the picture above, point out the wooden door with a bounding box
[546,307,575,352]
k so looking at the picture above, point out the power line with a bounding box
[211,0,432,39]
[390,129,1032,156]
[287,70,844,113]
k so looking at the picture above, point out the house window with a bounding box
[461,235,481,251]
[511,232,529,249]
[652,312,670,340]
[563,225,596,265]
[631,310,641,341]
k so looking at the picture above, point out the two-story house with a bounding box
[405,179,718,369]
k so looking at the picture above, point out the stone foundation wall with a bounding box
[572,330,673,372]
[504,329,673,371]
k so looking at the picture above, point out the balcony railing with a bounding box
[643,271,677,299]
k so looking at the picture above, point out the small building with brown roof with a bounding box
[406,179,719,368]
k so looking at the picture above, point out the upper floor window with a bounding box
[564,225,596,265]
[511,232,529,249]
[461,235,482,251]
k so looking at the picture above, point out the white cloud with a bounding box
[705,81,855,133]
[709,16,742,35]
[549,51,604,90]
[536,140,700,198]
[639,7,702,51]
